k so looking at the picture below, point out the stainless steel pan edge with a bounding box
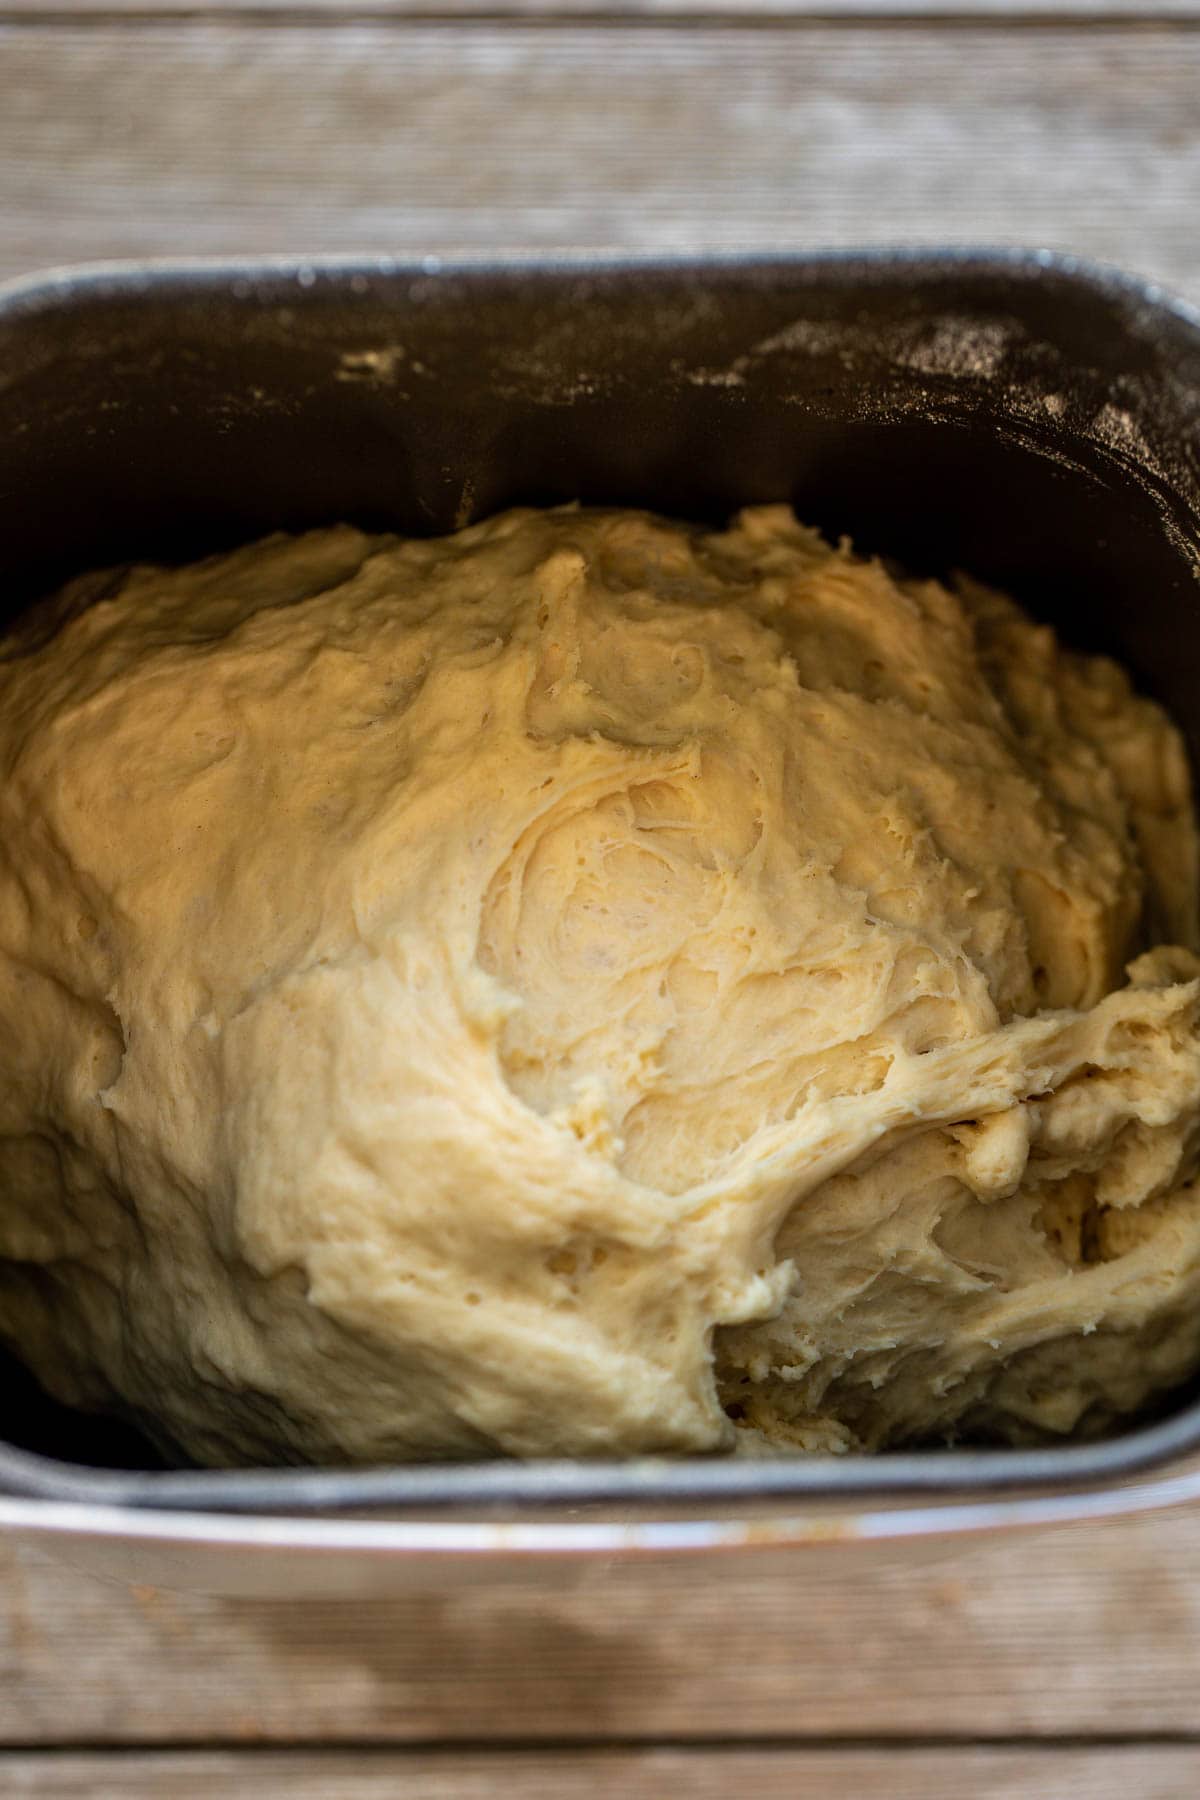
[6,1454,1200,1597]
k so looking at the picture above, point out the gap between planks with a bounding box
[2,1745,1200,1798]
[4,2,1200,19]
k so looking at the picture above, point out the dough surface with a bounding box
[2,504,1200,1464]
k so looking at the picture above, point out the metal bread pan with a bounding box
[1,250,1199,1591]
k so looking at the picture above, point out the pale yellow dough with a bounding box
[2,504,1200,1464]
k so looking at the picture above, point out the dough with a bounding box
[1,504,1199,1465]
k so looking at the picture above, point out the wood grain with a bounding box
[6,1510,1200,1743]
[2,21,1199,301]
[4,1747,1200,1799]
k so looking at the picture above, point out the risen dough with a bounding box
[2,505,1200,1464]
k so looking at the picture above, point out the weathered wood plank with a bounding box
[4,1746,1200,1799]
[1,22,1199,301]
[4,1510,1200,1742]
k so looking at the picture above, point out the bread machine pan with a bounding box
[1,250,1199,1590]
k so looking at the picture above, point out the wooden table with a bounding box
[4,1,1200,1793]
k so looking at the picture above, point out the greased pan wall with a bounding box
[1,250,1200,1526]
